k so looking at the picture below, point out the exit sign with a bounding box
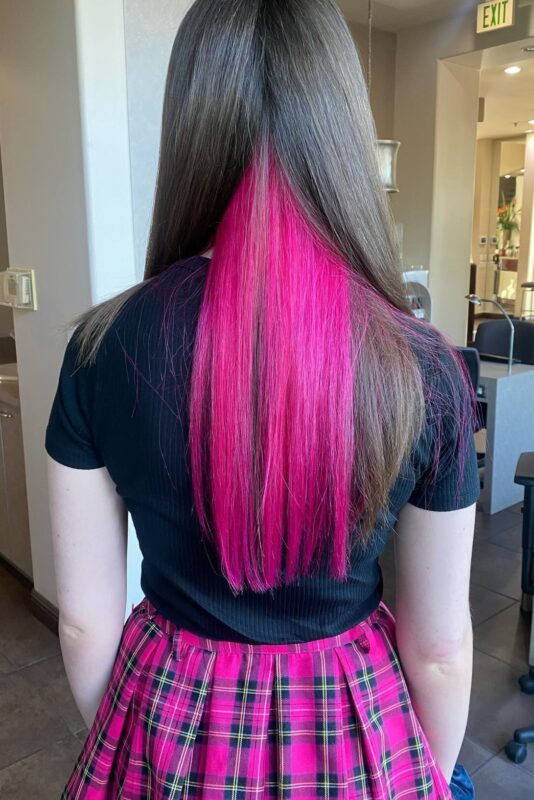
[477,0,515,33]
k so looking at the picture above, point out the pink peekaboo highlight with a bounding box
[188,158,476,594]
[189,162,361,593]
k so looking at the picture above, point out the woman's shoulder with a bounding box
[406,319,467,392]
[110,256,210,335]
[70,256,210,367]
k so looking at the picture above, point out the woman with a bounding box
[46,1,479,798]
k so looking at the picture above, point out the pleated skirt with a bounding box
[61,596,453,799]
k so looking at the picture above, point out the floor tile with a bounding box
[0,668,71,770]
[0,597,60,670]
[470,540,523,601]
[0,735,81,798]
[18,654,85,735]
[75,727,88,744]
[0,569,27,603]
[474,602,531,670]
[475,508,521,539]
[486,521,523,553]
[469,583,516,627]
[457,737,494,776]
[467,649,534,761]
[472,750,534,799]
[0,651,13,675]
[509,502,525,516]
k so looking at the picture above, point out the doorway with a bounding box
[466,37,534,340]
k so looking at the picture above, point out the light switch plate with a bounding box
[0,268,38,310]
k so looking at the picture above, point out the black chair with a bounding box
[456,347,485,474]
[456,346,480,394]
[505,452,534,764]
[474,319,534,366]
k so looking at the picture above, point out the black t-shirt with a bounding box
[45,256,480,643]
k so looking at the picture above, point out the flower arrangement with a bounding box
[496,199,520,233]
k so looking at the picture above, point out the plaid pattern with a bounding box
[62,597,453,799]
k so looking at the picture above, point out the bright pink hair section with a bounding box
[189,160,371,593]
[188,159,475,594]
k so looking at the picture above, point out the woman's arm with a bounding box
[394,501,476,784]
[47,456,128,729]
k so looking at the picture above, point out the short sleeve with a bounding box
[408,345,481,512]
[45,331,105,469]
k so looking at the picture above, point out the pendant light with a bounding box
[367,0,400,193]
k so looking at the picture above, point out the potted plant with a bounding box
[496,198,520,251]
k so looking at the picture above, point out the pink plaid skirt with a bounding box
[61,597,453,799]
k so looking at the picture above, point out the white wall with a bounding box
[74,0,137,304]
[123,0,193,278]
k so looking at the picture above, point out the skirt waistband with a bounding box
[134,596,387,656]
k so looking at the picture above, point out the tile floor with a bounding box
[0,502,533,798]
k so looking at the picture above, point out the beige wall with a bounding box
[429,60,480,340]
[348,22,396,139]
[471,139,502,304]
[0,149,8,269]
[517,132,534,314]
[0,147,14,338]
[0,0,93,604]
[500,142,526,177]
[472,139,499,261]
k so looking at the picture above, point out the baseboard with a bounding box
[0,552,59,636]
[30,588,59,636]
[0,551,33,589]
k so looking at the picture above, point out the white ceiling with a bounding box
[478,53,534,139]
[337,0,480,32]
[448,37,534,139]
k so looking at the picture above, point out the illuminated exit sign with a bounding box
[477,0,515,33]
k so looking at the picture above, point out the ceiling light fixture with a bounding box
[505,174,511,178]
[522,46,534,53]
[505,65,522,74]
[529,119,534,125]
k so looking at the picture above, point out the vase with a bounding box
[499,229,511,251]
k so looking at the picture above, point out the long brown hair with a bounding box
[68,0,470,592]
[70,0,409,355]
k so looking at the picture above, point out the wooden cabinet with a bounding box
[0,374,32,579]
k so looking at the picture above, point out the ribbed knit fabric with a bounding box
[45,256,480,644]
